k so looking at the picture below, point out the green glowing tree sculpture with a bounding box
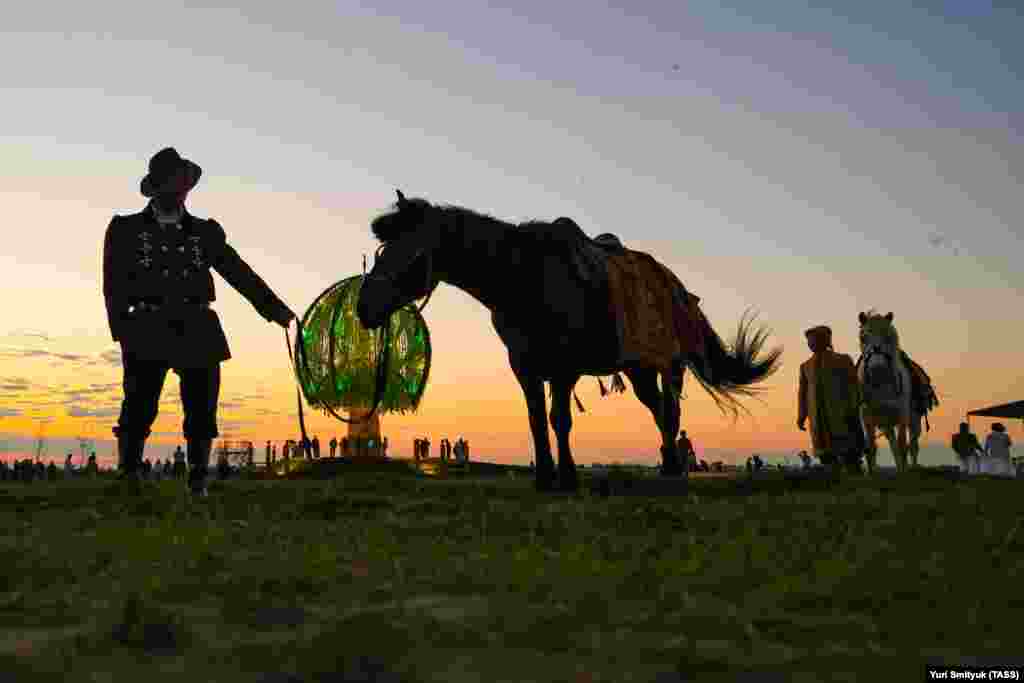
[293,275,431,416]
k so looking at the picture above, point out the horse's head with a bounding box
[357,190,444,329]
[858,310,901,391]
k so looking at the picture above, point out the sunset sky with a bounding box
[1,1,1021,468]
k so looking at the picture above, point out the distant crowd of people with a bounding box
[0,452,102,482]
[263,435,390,466]
[413,436,471,464]
[952,422,1016,477]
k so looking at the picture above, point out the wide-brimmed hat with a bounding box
[140,147,202,197]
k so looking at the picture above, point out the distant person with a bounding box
[677,430,697,472]
[173,445,187,479]
[64,453,75,479]
[382,436,388,458]
[265,440,271,465]
[798,450,812,470]
[312,436,321,459]
[271,443,277,464]
[85,454,99,478]
[329,436,338,459]
[247,442,255,467]
[283,441,291,461]
[102,147,296,497]
[951,423,984,475]
[984,423,1013,476]
[301,436,312,460]
[47,461,58,481]
[798,325,864,475]
[462,439,469,464]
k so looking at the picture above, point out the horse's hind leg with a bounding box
[660,366,685,478]
[624,366,683,477]
[549,374,580,492]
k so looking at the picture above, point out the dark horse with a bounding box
[357,191,782,493]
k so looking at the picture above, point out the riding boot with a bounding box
[187,438,213,497]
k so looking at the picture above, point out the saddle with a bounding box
[526,217,704,370]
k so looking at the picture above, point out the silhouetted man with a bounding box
[798,325,864,475]
[329,436,338,458]
[104,148,295,497]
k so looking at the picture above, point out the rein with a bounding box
[285,246,438,449]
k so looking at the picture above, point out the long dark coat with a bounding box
[798,350,861,454]
[103,205,290,368]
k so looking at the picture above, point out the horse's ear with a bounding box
[396,189,406,205]
[885,312,893,322]
[858,312,866,324]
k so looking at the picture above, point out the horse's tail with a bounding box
[685,307,783,418]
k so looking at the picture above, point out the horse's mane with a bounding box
[371,198,536,244]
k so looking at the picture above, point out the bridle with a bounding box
[284,241,440,456]
[370,243,440,316]
[858,341,903,397]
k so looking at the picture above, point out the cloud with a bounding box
[0,377,31,392]
[98,350,121,366]
[4,330,52,341]
[66,405,120,418]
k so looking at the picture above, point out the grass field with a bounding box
[0,462,1021,682]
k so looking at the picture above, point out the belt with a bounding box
[128,297,210,313]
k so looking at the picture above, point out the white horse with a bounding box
[857,311,922,474]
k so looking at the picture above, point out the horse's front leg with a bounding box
[513,366,556,492]
[896,424,910,471]
[549,375,580,492]
[862,411,878,475]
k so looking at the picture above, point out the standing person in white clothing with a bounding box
[984,423,1013,476]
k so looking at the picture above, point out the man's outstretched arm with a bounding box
[207,219,295,326]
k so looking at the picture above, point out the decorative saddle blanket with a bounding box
[602,250,706,371]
